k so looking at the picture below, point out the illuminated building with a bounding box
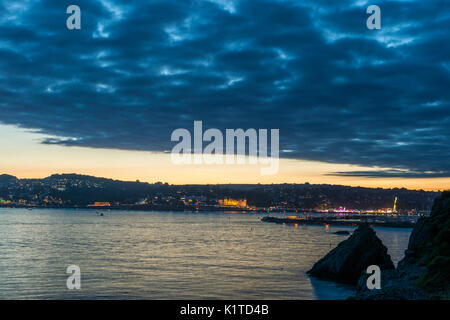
[393,197,398,214]
[87,202,111,207]
[218,198,247,207]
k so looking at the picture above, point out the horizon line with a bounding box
[1,172,445,193]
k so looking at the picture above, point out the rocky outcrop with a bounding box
[354,191,450,300]
[353,267,428,300]
[353,264,428,300]
[307,224,394,284]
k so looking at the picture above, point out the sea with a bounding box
[0,208,412,299]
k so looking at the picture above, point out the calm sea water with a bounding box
[0,208,411,300]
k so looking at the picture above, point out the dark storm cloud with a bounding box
[0,0,449,177]
[328,170,450,179]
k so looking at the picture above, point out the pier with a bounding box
[261,214,419,228]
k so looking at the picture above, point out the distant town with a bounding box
[0,173,439,214]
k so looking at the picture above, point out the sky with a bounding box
[0,0,449,190]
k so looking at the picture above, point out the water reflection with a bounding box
[0,209,411,299]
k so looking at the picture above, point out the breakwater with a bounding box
[261,215,417,228]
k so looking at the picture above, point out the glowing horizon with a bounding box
[1,124,448,192]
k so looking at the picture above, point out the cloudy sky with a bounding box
[0,0,449,189]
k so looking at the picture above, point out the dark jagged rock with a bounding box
[404,191,450,298]
[307,224,394,284]
[353,261,429,300]
[353,268,428,300]
[354,191,450,300]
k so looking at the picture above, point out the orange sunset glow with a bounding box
[1,124,448,191]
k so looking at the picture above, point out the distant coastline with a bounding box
[0,173,439,214]
[0,202,430,216]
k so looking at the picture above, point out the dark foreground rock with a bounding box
[353,265,428,300]
[307,224,394,284]
[354,191,450,300]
